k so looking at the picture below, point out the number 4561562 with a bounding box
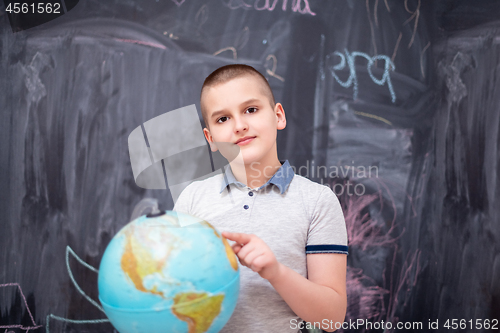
[5,2,62,14]
[444,319,498,330]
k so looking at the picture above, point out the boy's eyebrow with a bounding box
[210,98,261,119]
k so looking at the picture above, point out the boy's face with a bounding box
[202,75,286,166]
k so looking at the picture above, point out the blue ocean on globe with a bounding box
[98,210,240,333]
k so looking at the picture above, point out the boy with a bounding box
[173,64,348,332]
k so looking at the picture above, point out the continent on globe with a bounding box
[98,210,240,333]
[172,292,225,333]
[120,226,178,297]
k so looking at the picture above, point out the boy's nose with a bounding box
[233,116,248,133]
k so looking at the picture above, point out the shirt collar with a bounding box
[219,160,294,194]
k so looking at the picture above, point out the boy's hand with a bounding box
[222,232,282,282]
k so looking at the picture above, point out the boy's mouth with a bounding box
[235,136,256,145]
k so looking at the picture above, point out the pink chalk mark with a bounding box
[223,0,252,10]
[171,0,186,7]
[226,0,315,15]
[334,177,421,331]
[0,283,42,331]
[337,189,399,251]
[113,38,167,50]
[346,267,389,321]
[384,247,421,329]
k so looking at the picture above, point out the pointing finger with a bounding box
[222,231,252,245]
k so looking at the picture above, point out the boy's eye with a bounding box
[216,116,228,123]
[246,107,257,113]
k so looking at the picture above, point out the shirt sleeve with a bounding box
[306,185,349,255]
[172,183,193,215]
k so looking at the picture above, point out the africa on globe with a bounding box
[98,210,240,333]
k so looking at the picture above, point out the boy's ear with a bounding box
[275,103,286,130]
[203,128,218,152]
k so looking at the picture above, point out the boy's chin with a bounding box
[229,155,259,166]
[241,157,265,168]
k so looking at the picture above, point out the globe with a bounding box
[98,210,240,333]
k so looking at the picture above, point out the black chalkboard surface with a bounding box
[1,1,499,332]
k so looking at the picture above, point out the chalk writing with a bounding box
[353,110,392,126]
[404,0,421,48]
[326,49,396,103]
[366,0,378,57]
[235,26,250,50]
[45,246,109,332]
[337,178,420,326]
[65,246,103,312]
[171,0,186,7]
[420,42,431,78]
[195,4,209,30]
[392,32,403,62]
[113,38,167,50]
[265,54,285,82]
[222,0,315,16]
[0,283,42,332]
[384,0,390,12]
[213,47,237,59]
[374,0,380,27]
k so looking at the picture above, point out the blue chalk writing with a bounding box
[327,49,396,103]
[46,246,109,332]
[65,246,104,312]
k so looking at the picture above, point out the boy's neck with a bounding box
[229,156,283,189]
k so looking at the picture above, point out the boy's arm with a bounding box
[270,253,347,332]
[223,232,347,332]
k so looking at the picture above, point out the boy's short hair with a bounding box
[200,64,276,128]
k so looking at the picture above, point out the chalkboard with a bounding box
[1,0,499,332]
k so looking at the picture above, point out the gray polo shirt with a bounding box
[173,160,348,332]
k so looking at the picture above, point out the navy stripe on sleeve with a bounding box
[305,244,349,255]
